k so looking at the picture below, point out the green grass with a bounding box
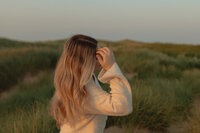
[0,69,59,133]
[0,48,60,92]
[0,38,200,132]
[0,38,61,49]
[183,97,200,133]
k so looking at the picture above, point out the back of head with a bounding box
[49,34,98,128]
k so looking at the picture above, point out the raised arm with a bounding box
[84,62,133,116]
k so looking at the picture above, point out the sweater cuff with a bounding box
[97,62,125,84]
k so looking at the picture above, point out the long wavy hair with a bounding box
[48,34,98,129]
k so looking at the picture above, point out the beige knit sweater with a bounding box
[60,62,133,133]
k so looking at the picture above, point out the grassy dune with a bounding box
[0,38,200,133]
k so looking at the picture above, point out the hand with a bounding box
[96,47,116,71]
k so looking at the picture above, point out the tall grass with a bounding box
[183,97,200,133]
[0,38,60,49]
[143,42,200,58]
[0,101,58,133]
[0,48,60,92]
[0,38,200,132]
[105,48,200,131]
[0,69,58,133]
[116,48,200,79]
[106,77,193,131]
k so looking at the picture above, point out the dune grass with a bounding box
[0,48,60,92]
[102,48,200,132]
[183,97,200,133]
[0,69,59,133]
[0,38,200,132]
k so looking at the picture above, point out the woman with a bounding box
[48,34,133,133]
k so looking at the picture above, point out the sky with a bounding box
[0,0,200,44]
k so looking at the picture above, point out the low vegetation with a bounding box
[0,38,199,132]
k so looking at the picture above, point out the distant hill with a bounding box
[1,37,200,57]
[1,37,199,46]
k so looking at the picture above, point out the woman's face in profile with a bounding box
[94,44,101,72]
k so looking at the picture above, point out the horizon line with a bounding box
[0,36,200,46]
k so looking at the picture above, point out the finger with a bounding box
[98,48,109,55]
[97,48,107,52]
[104,47,111,53]
[102,48,109,55]
[96,54,103,63]
[96,53,105,62]
[96,50,106,58]
[97,51,106,62]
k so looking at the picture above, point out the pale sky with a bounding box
[0,0,200,44]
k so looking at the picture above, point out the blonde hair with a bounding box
[48,34,98,128]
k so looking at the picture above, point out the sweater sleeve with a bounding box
[84,62,133,116]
